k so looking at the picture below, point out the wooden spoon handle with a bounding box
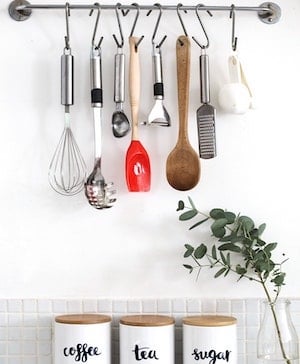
[129,37,140,141]
[176,36,190,141]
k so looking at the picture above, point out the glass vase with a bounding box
[257,299,299,363]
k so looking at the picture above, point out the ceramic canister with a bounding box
[54,314,111,364]
[120,314,175,364]
[183,315,237,364]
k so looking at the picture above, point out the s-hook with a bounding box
[112,3,124,48]
[89,2,103,49]
[192,4,212,50]
[126,2,144,51]
[230,4,238,51]
[64,2,71,50]
[177,3,188,37]
[146,3,167,49]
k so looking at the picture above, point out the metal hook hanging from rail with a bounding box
[126,2,144,50]
[230,4,238,51]
[64,2,71,50]
[192,3,212,49]
[176,3,188,37]
[112,3,124,48]
[89,2,103,49]
[146,3,167,49]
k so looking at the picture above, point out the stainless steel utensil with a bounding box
[196,51,217,159]
[112,47,130,137]
[85,45,116,209]
[146,42,170,126]
[48,46,86,196]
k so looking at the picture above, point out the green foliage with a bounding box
[178,197,288,303]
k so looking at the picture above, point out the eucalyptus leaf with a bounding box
[212,245,217,260]
[210,208,225,219]
[183,264,193,274]
[220,251,227,265]
[214,267,227,278]
[264,243,277,253]
[189,217,209,230]
[258,223,266,236]
[179,210,198,221]
[188,196,196,210]
[238,216,254,232]
[184,245,194,258]
[211,218,228,229]
[211,226,226,238]
[224,211,236,224]
[194,244,207,259]
[177,200,185,211]
[236,264,247,275]
[219,243,241,253]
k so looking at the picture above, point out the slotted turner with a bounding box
[196,52,216,159]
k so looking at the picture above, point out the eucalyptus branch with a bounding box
[177,197,291,364]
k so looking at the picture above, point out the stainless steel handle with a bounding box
[200,54,210,104]
[61,49,74,106]
[152,45,164,100]
[90,47,103,108]
[114,50,125,104]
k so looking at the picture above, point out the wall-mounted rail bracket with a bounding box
[258,2,281,24]
[9,0,32,21]
[8,0,281,24]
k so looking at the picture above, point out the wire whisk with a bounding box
[48,3,86,196]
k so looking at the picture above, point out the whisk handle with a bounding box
[61,48,74,106]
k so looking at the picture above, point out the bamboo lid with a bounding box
[120,314,175,327]
[55,314,111,325]
[182,315,237,327]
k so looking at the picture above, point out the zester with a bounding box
[196,50,217,159]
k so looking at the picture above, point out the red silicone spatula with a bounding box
[125,37,151,192]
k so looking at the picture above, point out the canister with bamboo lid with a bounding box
[119,314,175,364]
[182,315,237,363]
[54,314,111,364]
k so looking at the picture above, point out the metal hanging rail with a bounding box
[9,0,281,23]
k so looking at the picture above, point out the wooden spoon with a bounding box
[166,36,200,191]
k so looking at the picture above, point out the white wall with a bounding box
[0,0,299,299]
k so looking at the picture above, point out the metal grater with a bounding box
[196,53,217,159]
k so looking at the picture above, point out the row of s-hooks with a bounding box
[9,0,281,24]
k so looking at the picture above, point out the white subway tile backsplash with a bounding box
[8,327,22,340]
[67,300,82,313]
[172,298,186,313]
[201,299,217,313]
[112,300,127,313]
[23,328,37,341]
[37,300,51,313]
[8,314,22,327]
[157,298,172,313]
[216,299,231,313]
[23,300,37,313]
[0,297,299,363]
[7,300,22,313]
[8,341,22,355]
[98,299,112,313]
[127,300,142,313]
[22,341,37,355]
[23,314,38,327]
[83,299,98,313]
[142,299,157,313]
[186,298,201,313]
[52,299,67,314]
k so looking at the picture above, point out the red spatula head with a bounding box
[125,140,151,192]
